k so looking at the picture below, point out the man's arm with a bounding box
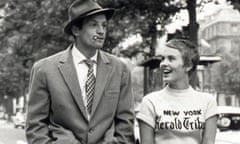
[114,64,135,144]
[25,62,51,144]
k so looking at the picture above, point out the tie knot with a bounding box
[83,59,95,68]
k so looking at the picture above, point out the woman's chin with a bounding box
[163,77,172,83]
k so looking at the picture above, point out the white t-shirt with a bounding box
[137,86,217,144]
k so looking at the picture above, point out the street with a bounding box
[0,120,27,144]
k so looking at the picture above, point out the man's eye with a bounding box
[102,23,107,28]
[88,22,97,26]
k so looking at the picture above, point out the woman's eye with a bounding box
[168,56,175,61]
[161,57,165,61]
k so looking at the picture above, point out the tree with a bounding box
[100,0,200,93]
[0,0,75,105]
[0,0,186,100]
[2,0,237,102]
[226,0,240,11]
[208,0,240,99]
[211,39,240,99]
[101,0,240,92]
[100,0,185,54]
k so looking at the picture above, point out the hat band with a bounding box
[73,8,101,20]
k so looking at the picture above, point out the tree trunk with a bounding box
[187,0,199,88]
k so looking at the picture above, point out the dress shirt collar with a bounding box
[72,44,98,63]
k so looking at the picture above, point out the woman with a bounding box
[137,38,217,144]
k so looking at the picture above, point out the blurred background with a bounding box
[0,0,240,144]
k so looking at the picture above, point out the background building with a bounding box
[198,7,240,106]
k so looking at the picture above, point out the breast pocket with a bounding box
[104,90,119,98]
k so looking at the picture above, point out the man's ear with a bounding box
[185,63,193,72]
[71,25,79,36]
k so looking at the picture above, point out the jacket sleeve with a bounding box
[26,62,82,144]
[25,62,52,144]
[114,64,135,144]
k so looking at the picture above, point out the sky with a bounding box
[166,0,230,33]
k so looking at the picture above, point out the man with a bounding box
[26,0,135,144]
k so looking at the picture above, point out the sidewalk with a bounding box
[0,119,13,128]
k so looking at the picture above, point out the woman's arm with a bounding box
[202,115,217,144]
[139,120,154,144]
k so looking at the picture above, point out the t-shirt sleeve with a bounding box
[136,96,156,128]
[205,94,218,120]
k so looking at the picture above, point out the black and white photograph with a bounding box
[0,0,240,144]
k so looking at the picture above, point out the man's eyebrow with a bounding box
[86,19,96,23]
[87,19,107,24]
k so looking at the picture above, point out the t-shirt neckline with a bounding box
[165,85,194,97]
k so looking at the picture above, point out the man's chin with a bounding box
[90,45,102,51]
[94,44,104,49]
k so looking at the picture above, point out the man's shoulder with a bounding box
[100,51,121,62]
[34,49,68,68]
[100,51,128,67]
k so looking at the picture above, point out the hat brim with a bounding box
[64,8,115,35]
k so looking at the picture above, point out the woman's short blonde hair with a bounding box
[165,38,199,76]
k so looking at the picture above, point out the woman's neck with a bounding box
[168,78,189,90]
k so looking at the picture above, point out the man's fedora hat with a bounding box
[64,0,115,35]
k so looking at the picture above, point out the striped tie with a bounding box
[84,59,96,114]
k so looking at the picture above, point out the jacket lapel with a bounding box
[91,51,113,115]
[57,46,88,120]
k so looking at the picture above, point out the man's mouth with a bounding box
[93,36,104,41]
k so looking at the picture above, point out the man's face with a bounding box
[76,14,107,50]
[159,46,188,84]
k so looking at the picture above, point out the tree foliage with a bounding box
[0,0,240,100]
[209,0,240,98]
[226,0,240,11]
[0,0,186,99]
[100,0,185,55]
[212,40,240,97]
[0,0,75,99]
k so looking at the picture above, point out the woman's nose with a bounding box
[160,58,169,67]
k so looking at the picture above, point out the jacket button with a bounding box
[89,128,94,133]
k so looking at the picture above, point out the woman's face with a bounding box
[159,46,189,85]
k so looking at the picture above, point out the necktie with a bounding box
[84,59,96,114]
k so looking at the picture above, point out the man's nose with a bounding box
[97,25,105,34]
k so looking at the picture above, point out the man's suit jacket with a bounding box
[26,46,135,144]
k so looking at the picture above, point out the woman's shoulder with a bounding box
[193,90,216,102]
[194,89,213,96]
[143,89,167,101]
